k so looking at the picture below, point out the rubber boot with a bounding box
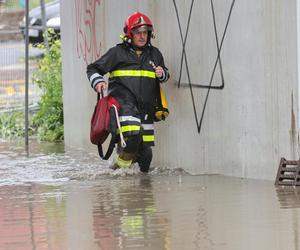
[110,151,135,170]
[136,147,152,173]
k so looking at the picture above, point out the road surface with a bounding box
[0,40,43,109]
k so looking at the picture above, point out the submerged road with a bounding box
[0,140,299,250]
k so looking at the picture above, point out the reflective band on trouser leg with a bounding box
[116,155,133,168]
[119,116,141,123]
[118,116,142,152]
[118,116,141,137]
[117,125,140,134]
[109,70,156,79]
[142,135,155,142]
[142,123,155,146]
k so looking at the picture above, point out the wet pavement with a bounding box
[0,140,300,250]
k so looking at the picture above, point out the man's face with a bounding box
[132,30,148,47]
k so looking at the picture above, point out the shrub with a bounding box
[31,31,64,142]
[0,31,63,142]
[0,111,26,139]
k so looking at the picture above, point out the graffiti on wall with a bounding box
[172,0,236,134]
[74,0,102,65]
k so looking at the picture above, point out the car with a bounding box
[19,0,60,44]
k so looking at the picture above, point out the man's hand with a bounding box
[155,66,164,78]
[95,81,108,92]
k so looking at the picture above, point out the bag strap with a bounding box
[97,134,116,160]
[97,89,104,101]
[95,89,116,160]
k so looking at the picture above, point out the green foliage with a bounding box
[4,0,54,10]
[0,111,31,139]
[0,31,63,142]
[31,31,64,142]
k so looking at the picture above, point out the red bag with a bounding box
[90,92,120,146]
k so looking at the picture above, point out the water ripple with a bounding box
[0,140,189,186]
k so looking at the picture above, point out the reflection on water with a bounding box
[1,140,300,249]
[276,186,300,209]
[0,184,67,250]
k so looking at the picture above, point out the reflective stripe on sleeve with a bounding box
[90,73,104,88]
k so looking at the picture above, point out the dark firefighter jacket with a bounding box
[86,42,169,146]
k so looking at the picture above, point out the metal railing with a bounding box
[0,1,41,111]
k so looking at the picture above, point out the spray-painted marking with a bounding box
[172,0,236,133]
[74,0,102,65]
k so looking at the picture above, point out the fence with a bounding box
[0,0,40,111]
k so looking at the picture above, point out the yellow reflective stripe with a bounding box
[142,135,155,142]
[117,125,140,134]
[110,70,155,78]
[116,156,132,168]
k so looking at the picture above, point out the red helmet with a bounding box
[124,12,153,39]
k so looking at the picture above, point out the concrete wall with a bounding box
[61,0,299,180]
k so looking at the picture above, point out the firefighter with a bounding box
[87,12,169,172]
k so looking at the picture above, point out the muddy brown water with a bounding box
[0,140,300,250]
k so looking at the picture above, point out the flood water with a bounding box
[1,140,300,250]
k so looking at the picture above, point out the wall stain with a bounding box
[290,91,297,158]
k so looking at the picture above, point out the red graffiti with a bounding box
[74,0,102,65]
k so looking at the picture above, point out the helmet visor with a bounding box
[131,25,152,34]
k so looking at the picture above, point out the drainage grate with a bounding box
[275,158,300,186]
